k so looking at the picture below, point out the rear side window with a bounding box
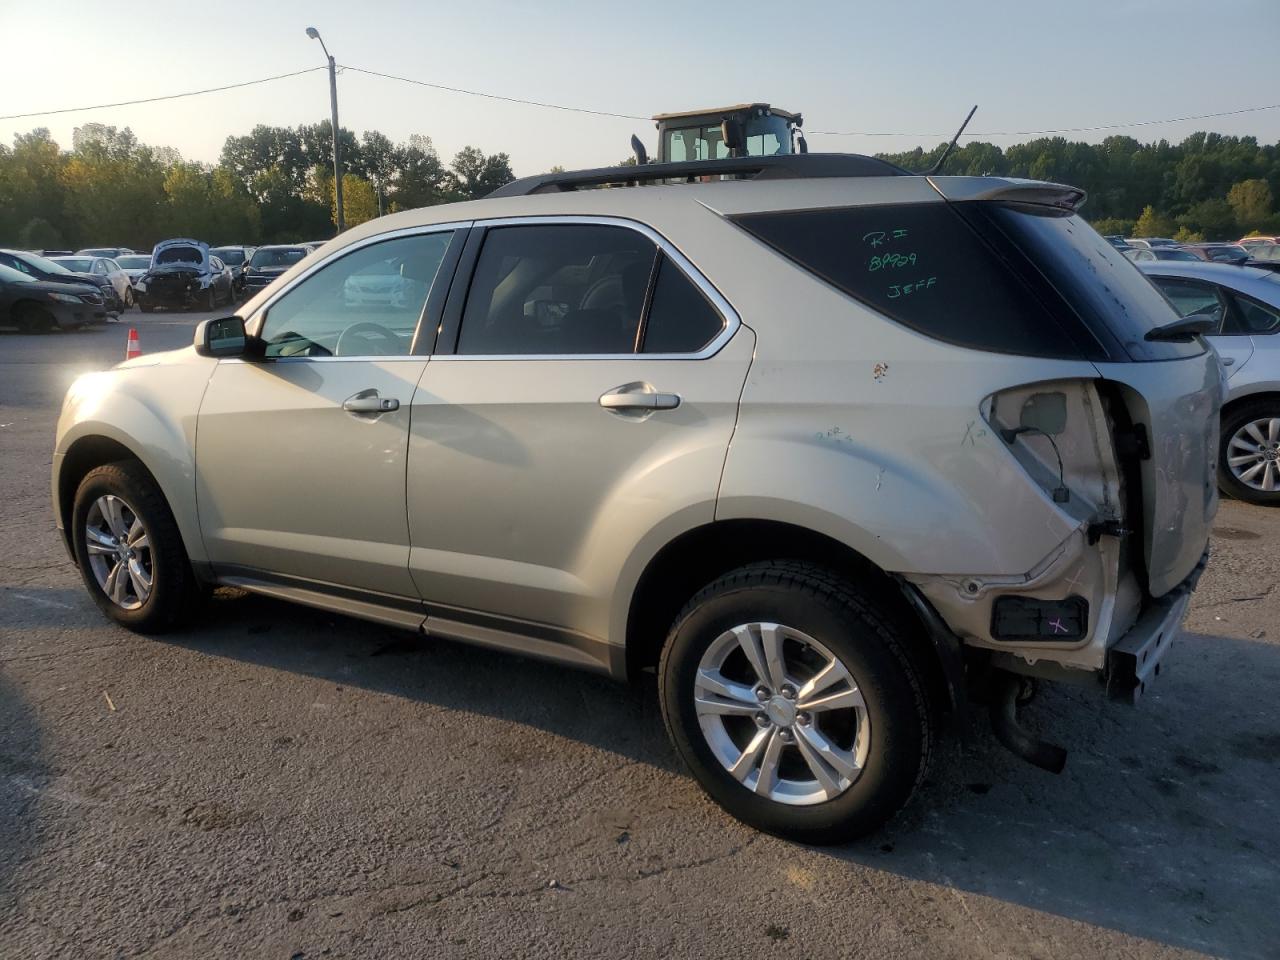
[732,203,1088,359]
[457,225,657,355]
[641,256,725,353]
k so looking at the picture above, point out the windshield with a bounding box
[155,246,203,265]
[664,113,792,162]
[0,264,36,283]
[116,256,151,269]
[212,248,246,265]
[1155,249,1199,261]
[53,257,94,272]
[250,247,306,268]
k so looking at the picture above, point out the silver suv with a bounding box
[53,156,1221,842]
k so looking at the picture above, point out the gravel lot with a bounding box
[1,313,1277,959]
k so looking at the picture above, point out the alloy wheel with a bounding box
[693,622,870,805]
[84,494,153,610]
[1227,416,1280,492]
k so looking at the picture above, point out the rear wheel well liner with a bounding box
[624,518,956,716]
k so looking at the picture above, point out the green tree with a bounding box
[1227,179,1273,231]
[1133,205,1176,238]
[17,217,63,249]
[448,146,514,200]
[1089,218,1135,238]
[1177,199,1237,241]
[333,174,378,228]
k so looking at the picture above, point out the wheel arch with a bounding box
[622,517,957,717]
[1222,388,1280,419]
[56,434,156,562]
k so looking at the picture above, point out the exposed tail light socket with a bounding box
[991,595,1089,641]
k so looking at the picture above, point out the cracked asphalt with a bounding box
[2,315,1278,959]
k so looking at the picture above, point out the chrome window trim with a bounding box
[439,214,740,362]
[242,220,473,356]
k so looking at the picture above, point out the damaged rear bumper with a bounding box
[1104,548,1209,703]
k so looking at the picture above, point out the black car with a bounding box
[137,239,235,311]
[209,245,255,296]
[243,245,308,295]
[0,263,105,331]
[0,248,119,317]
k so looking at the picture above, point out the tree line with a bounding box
[1,122,1278,251]
[0,122,514,250]
[877,132,1280,241]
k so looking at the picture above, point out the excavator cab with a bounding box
[633,104,806,165]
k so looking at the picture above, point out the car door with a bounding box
[195,226,464,600]
[405,217,753,638]
[1151,275,1253,377]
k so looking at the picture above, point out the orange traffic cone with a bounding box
[125,328,141,360]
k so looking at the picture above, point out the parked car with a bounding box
[209,245,255,297]
[243,245,308,295]
[54,156,1220,843]
[76,247,136,259]
[1141,260,1280,505]
[1238,236,1280,248]
[1180,243,1252,265]
[1244,244,1280,273]
[114,254,152,286]
[0,249,117,317]
[1125,237,1178,249]
[1103,234,1131,250]
[0,263,104,331]
[49,255,134,310]
[135,239,234,311]
[1124,246,1199,263]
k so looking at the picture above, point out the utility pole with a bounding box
[306,27,344,233]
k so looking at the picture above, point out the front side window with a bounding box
[92,260,107,274]
[259,231,453,358]
[457,225,656,355]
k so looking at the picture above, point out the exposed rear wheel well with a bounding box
[625,519,950,714]
[57,436,147,556]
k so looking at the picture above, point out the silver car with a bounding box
[1141,260,1280,504]
[54,157,1220,842]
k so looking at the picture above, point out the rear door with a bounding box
[405,217,752,634]
[196,227,463,598]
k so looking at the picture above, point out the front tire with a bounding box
[659,561,932,843]
[14,302,55,333]
[1219,400,1280,505]
[71,461,198,632]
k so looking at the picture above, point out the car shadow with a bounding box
[0,669,49,912]
[168,593,1278,958]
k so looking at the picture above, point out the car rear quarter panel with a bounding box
[54,352,216,564]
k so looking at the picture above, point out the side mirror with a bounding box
[721,117,745,153]
[194,315,250,357]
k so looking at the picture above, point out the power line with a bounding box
[0,67,328,121]
[338,65,647,121]
[810,102,1280,139]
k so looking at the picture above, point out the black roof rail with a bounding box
[487,153,911,198]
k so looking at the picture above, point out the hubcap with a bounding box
[1227,417,1280,492]
[693,622,870,806]
[84,495,153,610]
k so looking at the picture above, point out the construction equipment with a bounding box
[630,103,807,165]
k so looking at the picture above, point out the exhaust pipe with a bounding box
[989,671,1067,773]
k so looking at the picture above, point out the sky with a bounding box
[3,0,1279,176]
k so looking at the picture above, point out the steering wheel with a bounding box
[335,322,405,357]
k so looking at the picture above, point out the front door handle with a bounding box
[599,389,681,411]
[1221,356,1236,366]
[343,392,400,414]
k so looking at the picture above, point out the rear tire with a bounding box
[1219,400,1280,506]
[71,461,199,633]
[659,561,932,843]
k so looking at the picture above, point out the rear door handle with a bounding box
[343,392,400,414]
[599,389,681,411]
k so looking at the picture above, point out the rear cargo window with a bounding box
[731,203,1091,359]
[974,205,1202,361]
